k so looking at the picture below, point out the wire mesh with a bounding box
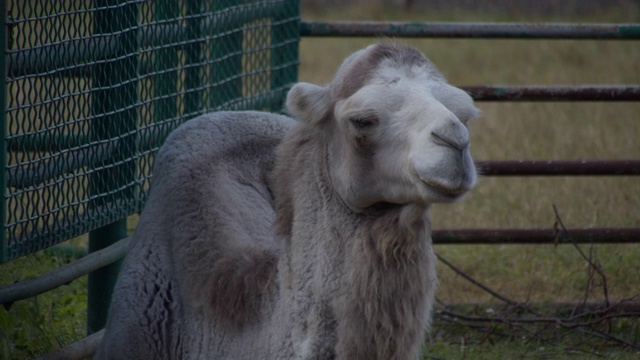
[2,0,300,262]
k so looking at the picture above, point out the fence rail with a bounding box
[300,21,640,39]
[433,228,640,244]
[477,160,640,176]
[463,85,640,101]
[0,238,130,308]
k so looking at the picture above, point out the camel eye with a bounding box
[349,116,377,130]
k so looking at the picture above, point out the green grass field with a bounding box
[2,2,640,359]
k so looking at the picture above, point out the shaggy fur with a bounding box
[96,42,479,360]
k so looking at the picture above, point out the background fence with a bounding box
[3,0,299,263]
[2,0,299,338]
[1,0,639,358]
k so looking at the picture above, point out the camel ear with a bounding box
[433,83,481,124]
[286,82,333,126]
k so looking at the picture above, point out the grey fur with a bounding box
[96,42,478,360]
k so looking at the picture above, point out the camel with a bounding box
[95,42,479,360]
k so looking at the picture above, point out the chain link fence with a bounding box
[3,0,300,262]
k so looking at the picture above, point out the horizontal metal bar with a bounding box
[463,85,640,101]
[6,37,121,78]
[300,21,640,39]
[36,329,104,360]
[477,160,640,176]
[7,134,89,152]
[0,237,130,308]
[5,141,116,188]
[432,228,640,244]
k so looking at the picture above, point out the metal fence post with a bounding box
[154,0,179,125]
[88,0,139,334]
[184,0,203,117]
[270,0,300,111]
[0,0,7,263]
[210,1,243,110]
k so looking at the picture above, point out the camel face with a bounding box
[287,42,479,209]
[405,88,477,202]
[334,78,477,207]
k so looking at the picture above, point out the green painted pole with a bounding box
[88,0,139,334]
[270,0,300,112]
[184,0,203,117]
[210,1,243,110]
[87,222,127,334]
[0,0,7,263]
[154,0,178,125]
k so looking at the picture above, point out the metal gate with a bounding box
[299,20,640,244]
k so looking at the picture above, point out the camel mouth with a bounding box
[417,174,470,201]
[425,181,468,200]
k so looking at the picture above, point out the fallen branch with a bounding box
[435,253,519,307]
[438,307,640,329]
[553,204,610,309]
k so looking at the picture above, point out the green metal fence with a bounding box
[2,0,300,263]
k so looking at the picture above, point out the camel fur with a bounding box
[95,42,479,360]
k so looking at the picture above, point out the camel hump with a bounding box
[153,111,295,190]
[149,111,294,326]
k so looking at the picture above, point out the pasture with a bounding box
[1,2,639,358]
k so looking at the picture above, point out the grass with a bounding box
[0,238,88,359]
[2,2,640,358]
[427,341,640,360]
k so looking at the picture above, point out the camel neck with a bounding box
[335,205,433,359]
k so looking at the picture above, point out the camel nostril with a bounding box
[431,131,468,152]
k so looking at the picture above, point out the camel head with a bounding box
[286,42,479,210]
